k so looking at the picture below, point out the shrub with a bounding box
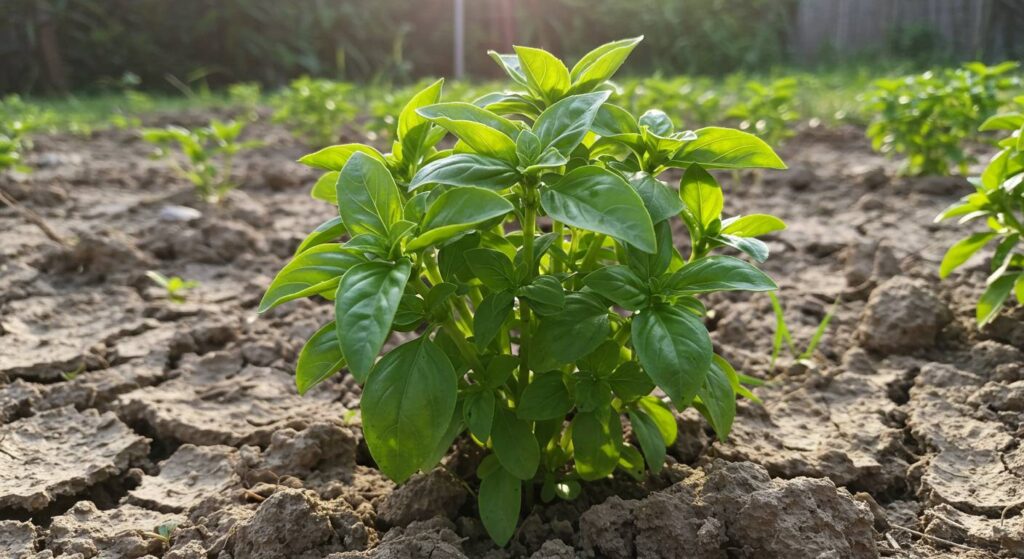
[142,119,261,202]
[726,77,799,146]
[866,62,1019,176]
[260,37,787,545]
[937,96,1024,326]
[271,77,358,146]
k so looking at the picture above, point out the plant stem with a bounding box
[552,221,564,274]
[517,200,537,401]
[580,233,606,272]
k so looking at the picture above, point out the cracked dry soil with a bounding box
[1,119,1023,558]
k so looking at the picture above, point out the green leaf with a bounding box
[408,187,514,251]
[362,337,457,484]
[474,290,514,351]
[536,292,611,363]
[666,255,777,294]
[978,273,1019,327]
[632,304,713,409]
[572,408,622,481]
[417,103,518,162]
[421,399,464,471]
[628,409,666,473]
[626,220,675,278]
[295,216,347,255]
[617,444,645,480]
[465,248,516,291]
[398,79,444,140]
[574,375,612,412]
[517,275,565,316]
[639,109,673,136]
[295,321,346,394]
[464,389,496,441]
[980,112,1024,132]
[578,340,621,376]
[609,361,655,402]
[721,214,787,237]
[697,355,736,442]
[518,372,572,420]
[259,244,364,312]
[492,406,540,480]
[516,130,542,165]
[487,51,529,86]
[583,265,649,310]
[940,233,997,279]
[670,127,786,170]
[637,396,678,445]
[514,46,571,101]
[337,152,404,238]
[479,464,521,546]
[541,166,656,253]
[299,144,386,171]
[480,354,519,389]
[533,91,611,156]
[593,104,640,137]
[569,37,643,94]
[335,259,412,381]
[310,171,340,204]
[712,234,770,263]
[409,153,520,191]
[680,164,723,229]
[630,172,683,224]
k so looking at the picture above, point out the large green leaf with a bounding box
[362,337,457,484]
[465,248,517,291]
[335,259,412,381]
[259,244,364,312]
[295,216,347,255]
[569,37,643,94]
[721,214,787,237]
[680,164,723,229]
[336,152,404,238]
[940,232,997,279]
[630,172,683,224]
[632,304,713,409]
[418,103,519,162]
[408,187,514,251]
[298,144,386,171]
[978,272,1019,326]
[609,361,655,402]
[517,372,572,420]
[295,321,346,395]
[479,462,521,546]
[697,355,736,442]
[583,265,649,310]
[572,408,622,481]
[492,406,540,480]
[398,79,444,140]
[666,255,777,294]
[408,153,520,191]
[628,408,666,473]
[418,102,520,139]
[515,46,570,101]
[670,127,786,169]
[536,292,611,363]
[464,389,496,441]
[541,166,656,253]
[516,275,565,316]
[474,290,514,351]
[533,91,611,156]
[310,171,340,204]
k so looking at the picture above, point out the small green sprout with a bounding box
[146,271,199,303]
[768,293,840,367]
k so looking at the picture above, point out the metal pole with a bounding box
[454,0,466,79]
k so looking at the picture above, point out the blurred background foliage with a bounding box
[3,0,1022,95]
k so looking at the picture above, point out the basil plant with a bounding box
[938,96,1024,326]
[260,37,787,545]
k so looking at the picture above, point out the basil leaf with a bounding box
[628,409,666,473]
[515,45,571,102]
[310,171,340,204]
[583,265,649,310]
[541,166,656,253]
[465,389,496,441]
[630,172,683,224]
[418,102,521,138]
[940,232,997,279]
[335,258,412,381]
[978,272,1019,326]
[632,304,713,409]
[626,220,675,278]
[517,275,565,316]
[474,290,514,351]
[408,187,514,251]
[259,244,364,312]
[711,234,770,263]
[533,91,611,156]
[572,407,622,481]
[479,463,521,546]
[670,127,786,170]
[697,355,737,442]
[337,152,404,238]
[609,361,655,402]
[517,372,572,421]
[295,216,347,255]
[298,143,386,171]
[666,255,777,294]
[465,248,516,291]
[569,37,642,94]
[409,153,520,191]
[295,321,346,395]
[492,406,540,480]
[362,337,457,484]
[536,292,611,363]
[417,103,519,162]
[398,79,444,140]
[680,164,723,229]
[721,214,787,237]
[637,396,678,445]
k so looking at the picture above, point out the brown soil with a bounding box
[1,117,1021,559]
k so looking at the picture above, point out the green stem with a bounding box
[552,221,565,274]
[517,201,538,401]
[580,233,607,272]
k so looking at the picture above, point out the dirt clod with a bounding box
[857,276,952,354]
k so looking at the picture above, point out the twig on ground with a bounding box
[890,524,982,552]
[0,188,71,247]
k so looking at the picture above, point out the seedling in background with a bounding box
[146,270,199,303]
[866,62,1019,176]
[937,96,1024,326]
[142,119,261,202]
[271,77,358,146]
[768,293,839,367]
[260,37,788,546]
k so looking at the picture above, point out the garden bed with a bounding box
[1,117,1021,558]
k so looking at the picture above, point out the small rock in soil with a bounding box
[923,503,1024,554]
[857,276,951,354]
[0,379,40,423]
[331,516,465,559]
[128,444,242,512]
[0,520,37,558]
[45,501,182,559]
[376,468,468,527]
[0,406,148,512]
[230,489,337,559]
